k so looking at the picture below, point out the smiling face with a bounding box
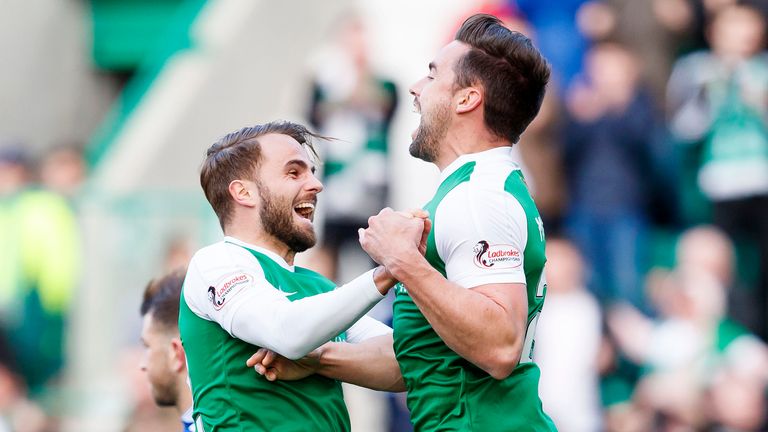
[251,133,323,253]
[408,41,470,163]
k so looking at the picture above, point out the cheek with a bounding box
[146,349,169,378]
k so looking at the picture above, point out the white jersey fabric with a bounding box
[183,236,391,359]
[434,147,530,289]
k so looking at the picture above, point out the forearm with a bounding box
[391,254,524,378]
[316,335,405,392]
[232,269,388,359]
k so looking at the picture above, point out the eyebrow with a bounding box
[286,159,316,174]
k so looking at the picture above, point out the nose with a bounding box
[409,84,419,98]
[306,173,323,194]
[409,77,425,97]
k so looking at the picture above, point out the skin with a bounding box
[223,133,325,265]
[250,40,531,382]
[223,133,407,293]
[359,40,530,380]
[140,313,192,416]
[234,134,424,385]
[247,334,405,392]
[246,211,430,390]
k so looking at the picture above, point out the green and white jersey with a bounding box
[393,147,555,431]
[179,237,351,432]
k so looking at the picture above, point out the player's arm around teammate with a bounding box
[248,330,404,392]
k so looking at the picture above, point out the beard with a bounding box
[409,101,451,163]
[258,182,316,253]
[151,379,177,407]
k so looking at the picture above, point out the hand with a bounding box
[246,347,322,382]
[407,209,432,256]
[359,208,430,276]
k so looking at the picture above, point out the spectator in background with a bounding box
[0,330,46,432]
[667,3,768,339]
[139,269,193,432]
[305,15,399,431]
[563,43,658,309]
[0,144,80,398]
[608,225,768,430]
[514,0,591,87]
[307,13,397,282]
[535,238,602,432]
[39,145,87,198]
[676,225,759,333]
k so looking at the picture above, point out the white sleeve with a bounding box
[345,315,392,344]
[184,247,384,359]
[435,183,528,289]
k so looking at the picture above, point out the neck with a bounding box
[435,124,511,171]
[175,379,193,419]
[224,224,296,265]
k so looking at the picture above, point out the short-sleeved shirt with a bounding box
[392,147,556,431]
[179,238,350,432]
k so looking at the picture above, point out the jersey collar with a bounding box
[439,146,517,183]
[224,236,295,271]
[181,406,194,431]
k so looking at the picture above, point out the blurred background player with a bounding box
[535,238,602,432]
[139,269,193,432]
[0,142,80,430]
[668,2,768,340]
[306,12,398,283]
[563,42,659,310]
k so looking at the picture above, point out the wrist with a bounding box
[373,266,397,295]
[310,343,330,373]
[386,251,430,283]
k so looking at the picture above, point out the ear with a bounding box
[228,179,257,208]
[169,337,187,373]
[456,87,482,114]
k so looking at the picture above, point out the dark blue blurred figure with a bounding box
[514,0,590,87]
[563,43,659,309]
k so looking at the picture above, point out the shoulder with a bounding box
[186,242,266,296]
[184,242,266,316]
[434,162,528,246]
[439,162,527,225]
[189,242,263,277]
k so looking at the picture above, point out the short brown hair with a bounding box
[454,14,551,144]
[140,268,186,332]
[200,121,322,229]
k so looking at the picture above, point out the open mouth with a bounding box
[293,202,315,221]
[412,98,421,114]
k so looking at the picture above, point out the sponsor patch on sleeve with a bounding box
[472,240,522,269]
[207,273,252,310]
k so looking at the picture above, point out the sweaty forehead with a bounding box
[259,133,311,167]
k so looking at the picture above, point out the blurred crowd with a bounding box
[494,0,768,431]
[2,0,768,431]
[322,1,768,431]
[0,144,86,431]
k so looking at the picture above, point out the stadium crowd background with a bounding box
[2,0,768,430]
